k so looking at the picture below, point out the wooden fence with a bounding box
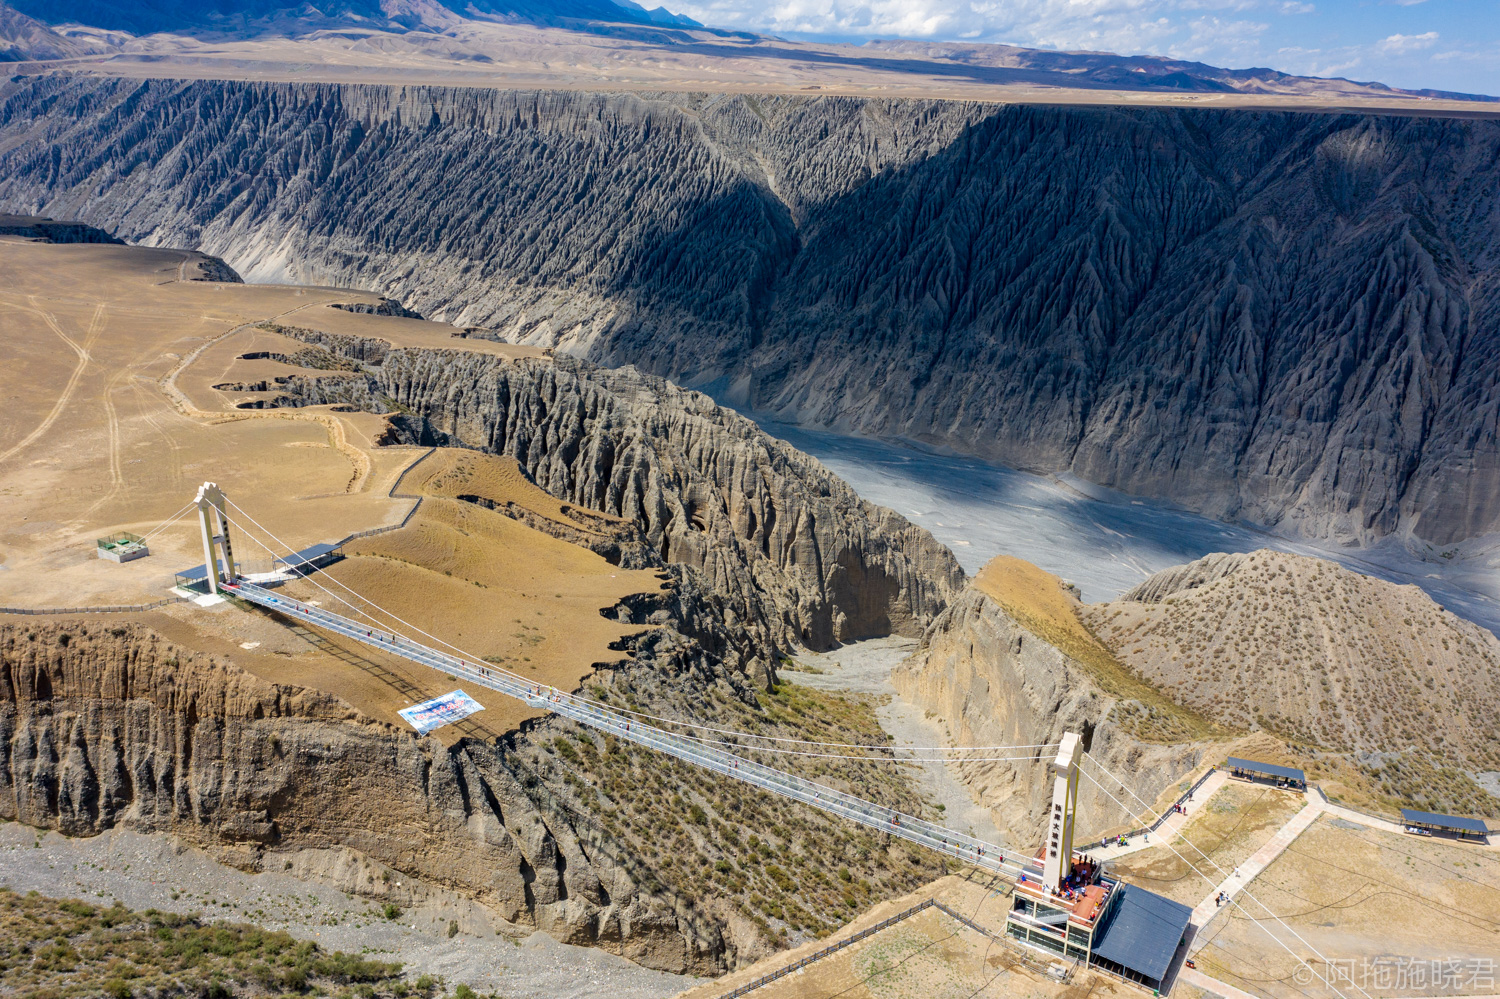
[0,596,188,616]
[714,893,1008,998]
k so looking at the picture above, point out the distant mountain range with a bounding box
[1,0,1492,103]
[865,39,1494,103]
[0,0,700,45]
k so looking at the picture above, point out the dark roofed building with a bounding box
[1088,884,1193,991]
[275,542,342,574]
[1401,808,1490,843]
[1006,864,1192,992]
[1226,757,1306,791]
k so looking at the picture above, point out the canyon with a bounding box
[3,60,1500,995]
[0,234,967,975]
[2,76,1497,552]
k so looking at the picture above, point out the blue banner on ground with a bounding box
[399,689,484,734]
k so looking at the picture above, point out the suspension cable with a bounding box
[1082,753,1377,999]
[1078,758,1365,999]
[215,497,1394,997]
[137,500,195,543]
[222,498,1058,757]
[667,730,1054,763]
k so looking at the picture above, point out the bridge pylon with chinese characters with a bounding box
[1043,731,1084,889]
[194,482,237,595]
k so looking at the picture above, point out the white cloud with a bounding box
[671,0,1305,56]
[1376,30,1438,54]
[1167,15,1270,61]
[665,0,1495,95]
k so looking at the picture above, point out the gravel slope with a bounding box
[0,821,699,999]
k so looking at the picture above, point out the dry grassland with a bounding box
[254,450,665,741]
[1105,781,1307,905]
[0,237,659,743]
[0,238,548,605]
[0,238,432,606]
[673,874,1129,999]
[1194,814,1500,999]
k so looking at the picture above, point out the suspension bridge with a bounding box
[227,579,1037,879]
[167,482,1371,999]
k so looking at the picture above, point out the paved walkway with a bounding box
[1182,965,1500,999]
[1089,770,1231,862]
[1178,966,1264,999]
[1188,796,1324,933]
[1128,781,1496,998]
[1314,794,1499,852]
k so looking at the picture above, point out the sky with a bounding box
[666,0,1500,95]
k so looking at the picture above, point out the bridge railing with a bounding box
[231,580,1030,882]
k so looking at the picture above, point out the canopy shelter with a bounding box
[1226,757,1306,791]
[274,542,342,575]
[1089,884,1193,992]
[1401,808,1490,843]
[174,559,228,594]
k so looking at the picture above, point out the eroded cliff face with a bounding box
[893,581,1205,845]
[1,77,1496,546]
[0,331,963,971]
[268,339,964,658]
[1,615,950,972]
[0,620,721,971]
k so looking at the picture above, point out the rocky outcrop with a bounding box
[184,251,243,282]
[0,612,945,972]
[0,77,1496,547]
[893,561,1207,844]
[269,337,965,660]
[0,213,122,243]
[331,298,422,319]
[1118,552,1249,604]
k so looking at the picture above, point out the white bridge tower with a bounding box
[1043,731,1084,889]
[194,482,237,594]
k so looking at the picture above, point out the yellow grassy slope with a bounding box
[973,556,1221,741]
[0,238,439,607]
[263,450,663,742]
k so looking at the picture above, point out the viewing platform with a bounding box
[1012,853,1115,930]
[1006,850,1191,993]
